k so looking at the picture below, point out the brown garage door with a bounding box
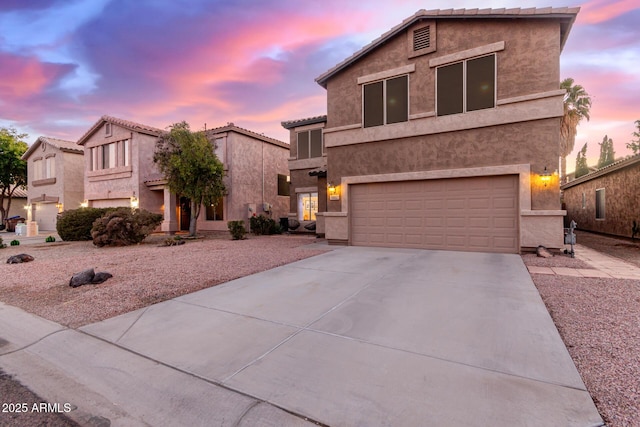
[350,175,519,253]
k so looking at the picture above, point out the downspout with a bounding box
[262,141,265,209]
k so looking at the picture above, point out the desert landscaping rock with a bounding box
[6,253,35,264]
[91,272,113,284]
[536,245,554,258]
[69,268,95,287]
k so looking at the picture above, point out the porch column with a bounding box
[161,188,178,233]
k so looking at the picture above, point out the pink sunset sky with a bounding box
[0,0,638,173]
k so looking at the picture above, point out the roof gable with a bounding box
[22,136,83,160]
[315,7,579,88]
[205,122,289,149]
[561,154,640,189]
[77,115,165,146]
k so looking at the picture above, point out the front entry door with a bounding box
[179,197,191,231]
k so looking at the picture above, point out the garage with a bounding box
[34,202,60,231]
[350,175,519,253]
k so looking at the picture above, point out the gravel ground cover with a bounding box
[0,233,326,328]
[524,235,640,427]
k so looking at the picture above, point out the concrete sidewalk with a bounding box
[527,244,640,280]
[0,247,603,426]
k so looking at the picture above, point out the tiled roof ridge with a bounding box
[561,153,640,189]
[281,115,328,129]
[206,122,288,147]
[40,136,84,152]
[77,115,165,145]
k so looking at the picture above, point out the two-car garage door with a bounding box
[350,175,519,253]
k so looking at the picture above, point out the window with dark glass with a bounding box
[595,189,605,219]
[278,174,290,196]
[297,129,323,159]
[364,75,408,127]
[437,54,495,116]
[206,197,224,221]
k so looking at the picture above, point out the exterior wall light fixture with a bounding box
[540,167,552,187]
[55,202,63,213]
[130,195,139,209]
[328,183,339,201]
[80,200,89,208]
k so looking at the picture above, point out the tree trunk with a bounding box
[189,200,198,236]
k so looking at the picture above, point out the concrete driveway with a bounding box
[0,246,603,426]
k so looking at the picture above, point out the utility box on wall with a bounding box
[247,203,256,218]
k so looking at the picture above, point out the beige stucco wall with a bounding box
[196,131,290,231]
[326,19,561,129]
[83,123,161,215]
[563,164,640,238]
[25,142,84,230]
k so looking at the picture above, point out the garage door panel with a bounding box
[350,175,519,253]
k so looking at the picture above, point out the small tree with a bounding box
[153,122,226,236]
[597,135,615,168]
[574,143,590,178]
[627,119,640,155]
[0,128,28,225]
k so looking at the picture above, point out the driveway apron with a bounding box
[3,246,603,426]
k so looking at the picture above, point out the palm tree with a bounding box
[560,78,592,183]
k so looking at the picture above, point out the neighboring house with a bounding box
[1,185,27,221]
[561,154,640,238]
[281,115,328,234]
[21,136,84,231]
[77,116,289,233]
[285,7,578,253]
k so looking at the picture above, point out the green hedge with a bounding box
[56,208,115,241]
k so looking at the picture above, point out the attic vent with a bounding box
[413,26,431,51]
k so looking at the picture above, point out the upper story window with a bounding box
[297,129,323,159]
[363,75,408,128]
[277,174,290,196]
[436,54,495,116]
[90,139,130,171]
[32,159,43,180]
[44,156,55,179]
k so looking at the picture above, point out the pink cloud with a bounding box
[578,0,639,24]
[0,53,72,98]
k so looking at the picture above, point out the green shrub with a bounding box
[10,240,20,246]
[56,208,114,241]
[162,236,185,246]
[91,208,163,247]
[227,220,246,240]
[249,215,282,235]
[0,237,6,249]
[45,235,56,243]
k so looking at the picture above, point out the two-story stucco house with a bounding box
[21,136,84,232]
[285,7,578,253]
[77,116,289,233]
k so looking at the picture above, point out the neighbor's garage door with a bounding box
[350,175,519,253]
[34,202,59,231]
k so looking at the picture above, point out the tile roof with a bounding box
[316,7,580,88]
[77,115,165,145]
[281,115,328,129]
[22,136,83,160]
[561,154,640,189]
[205,122,289,149]
[11,186,28,198]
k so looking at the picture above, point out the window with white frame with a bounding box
[582,192,586,209]
[33,159,43,180]
[44,156,55,178]
[363,74,408,127]
[595,188,605,219]
[297,192,318,221]
[121,139,130,166]
[436,54,495,116]
[102,142,116,169]
[297,129,323,159]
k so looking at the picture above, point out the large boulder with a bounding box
[6,254,34,264]
[69,268,113,287]
[69,268,95,287]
